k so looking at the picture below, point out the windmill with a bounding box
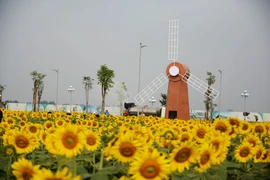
[134,20,219,120]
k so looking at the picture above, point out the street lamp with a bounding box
[67,85,75,113]
[241,90,249,120]
[52,69,59,111]
[149,96,156,107]
[218,70,222,118]
[137,42,147,116]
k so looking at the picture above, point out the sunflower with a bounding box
[6,117,16,126]
[209,134,230,155]
[84,130,101,151]
[169,141,198,173]
[193,125,209,143]
[253,123,266,134]
[238,121,252,134]
[253,145,266,163]
[243,134,262,148]
[26,123,40,135]
[129,149,170,180]
[54,112,62,119]
[8,130,39,154]
[55,119,65,127]
[4,144,16,156]
[177,132,193,142]
[44,134,59,155]
[227,117,240,128]
[11,158,40,180]
[111,132,144,163]
[212,119,232,135]
[19,121,27,128]
[41,112,48,120]
[260,149,270,162]
[30,112,38,119]
[44,121,54,129]
[32,167,81,180]
[234,142,256,163]
[53,125,85,158]
[195,143,216,173]
[39,130,48,144]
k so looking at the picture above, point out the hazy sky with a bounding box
[0,0,269,113]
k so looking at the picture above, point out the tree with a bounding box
[204,71,217,120]
[82,76,94,113]
[0,84,6,108]
[30,71,46,112]
[159,93,167,107]
[37,82,44,111]
[115,82,128,115]
[97,65,115,113]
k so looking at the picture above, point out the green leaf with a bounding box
[91,172,109,180]
[77,165,89,175]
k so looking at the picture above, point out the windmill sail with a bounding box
[134,73,167,105]
[168,20,179,61]
[181,71,219,101]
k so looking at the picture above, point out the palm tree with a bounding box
[30,71,46,112]
[82,76,94,113]
[97,65,115,113]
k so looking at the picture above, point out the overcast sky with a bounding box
[0,0,269,113]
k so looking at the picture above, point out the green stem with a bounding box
[93,153,96,174]
[100,149,104,170]
[73,157,77,176]
[7,156,12,180]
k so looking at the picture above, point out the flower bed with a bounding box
[0,109,269,180]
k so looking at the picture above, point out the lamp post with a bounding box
[68,85,75,113]
[52,69,59,111]
[241,90,249,120]
[149,96,156,107]
[218,70,222,118]
[137,42,147,116]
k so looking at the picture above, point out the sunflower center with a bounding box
[181,135,189,142]
[6,148,14,155]
[58,121,63,126]
[119,142,136,157]
[255,126,264,133]
[200,152,210,165]
[46,123,52,128]
[256,150,262,159]
[87,135,96,145]
[62,132,78,149]
[139,160,160,179]
[197,129,206,138]
[29,126,37,133]
[216,123,227,132]
[22,168,33,180]
[15,136,29,148]
[174,147,191,163]
[212,141,220,152]
[240,148,250,157]
[242,124,248,130]
[247,139,256,147]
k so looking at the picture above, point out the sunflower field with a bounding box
[0,108,269,180]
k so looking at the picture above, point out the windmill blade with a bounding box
[168,20,179,61]
[134,73,168,105]
[181,71,220,101]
